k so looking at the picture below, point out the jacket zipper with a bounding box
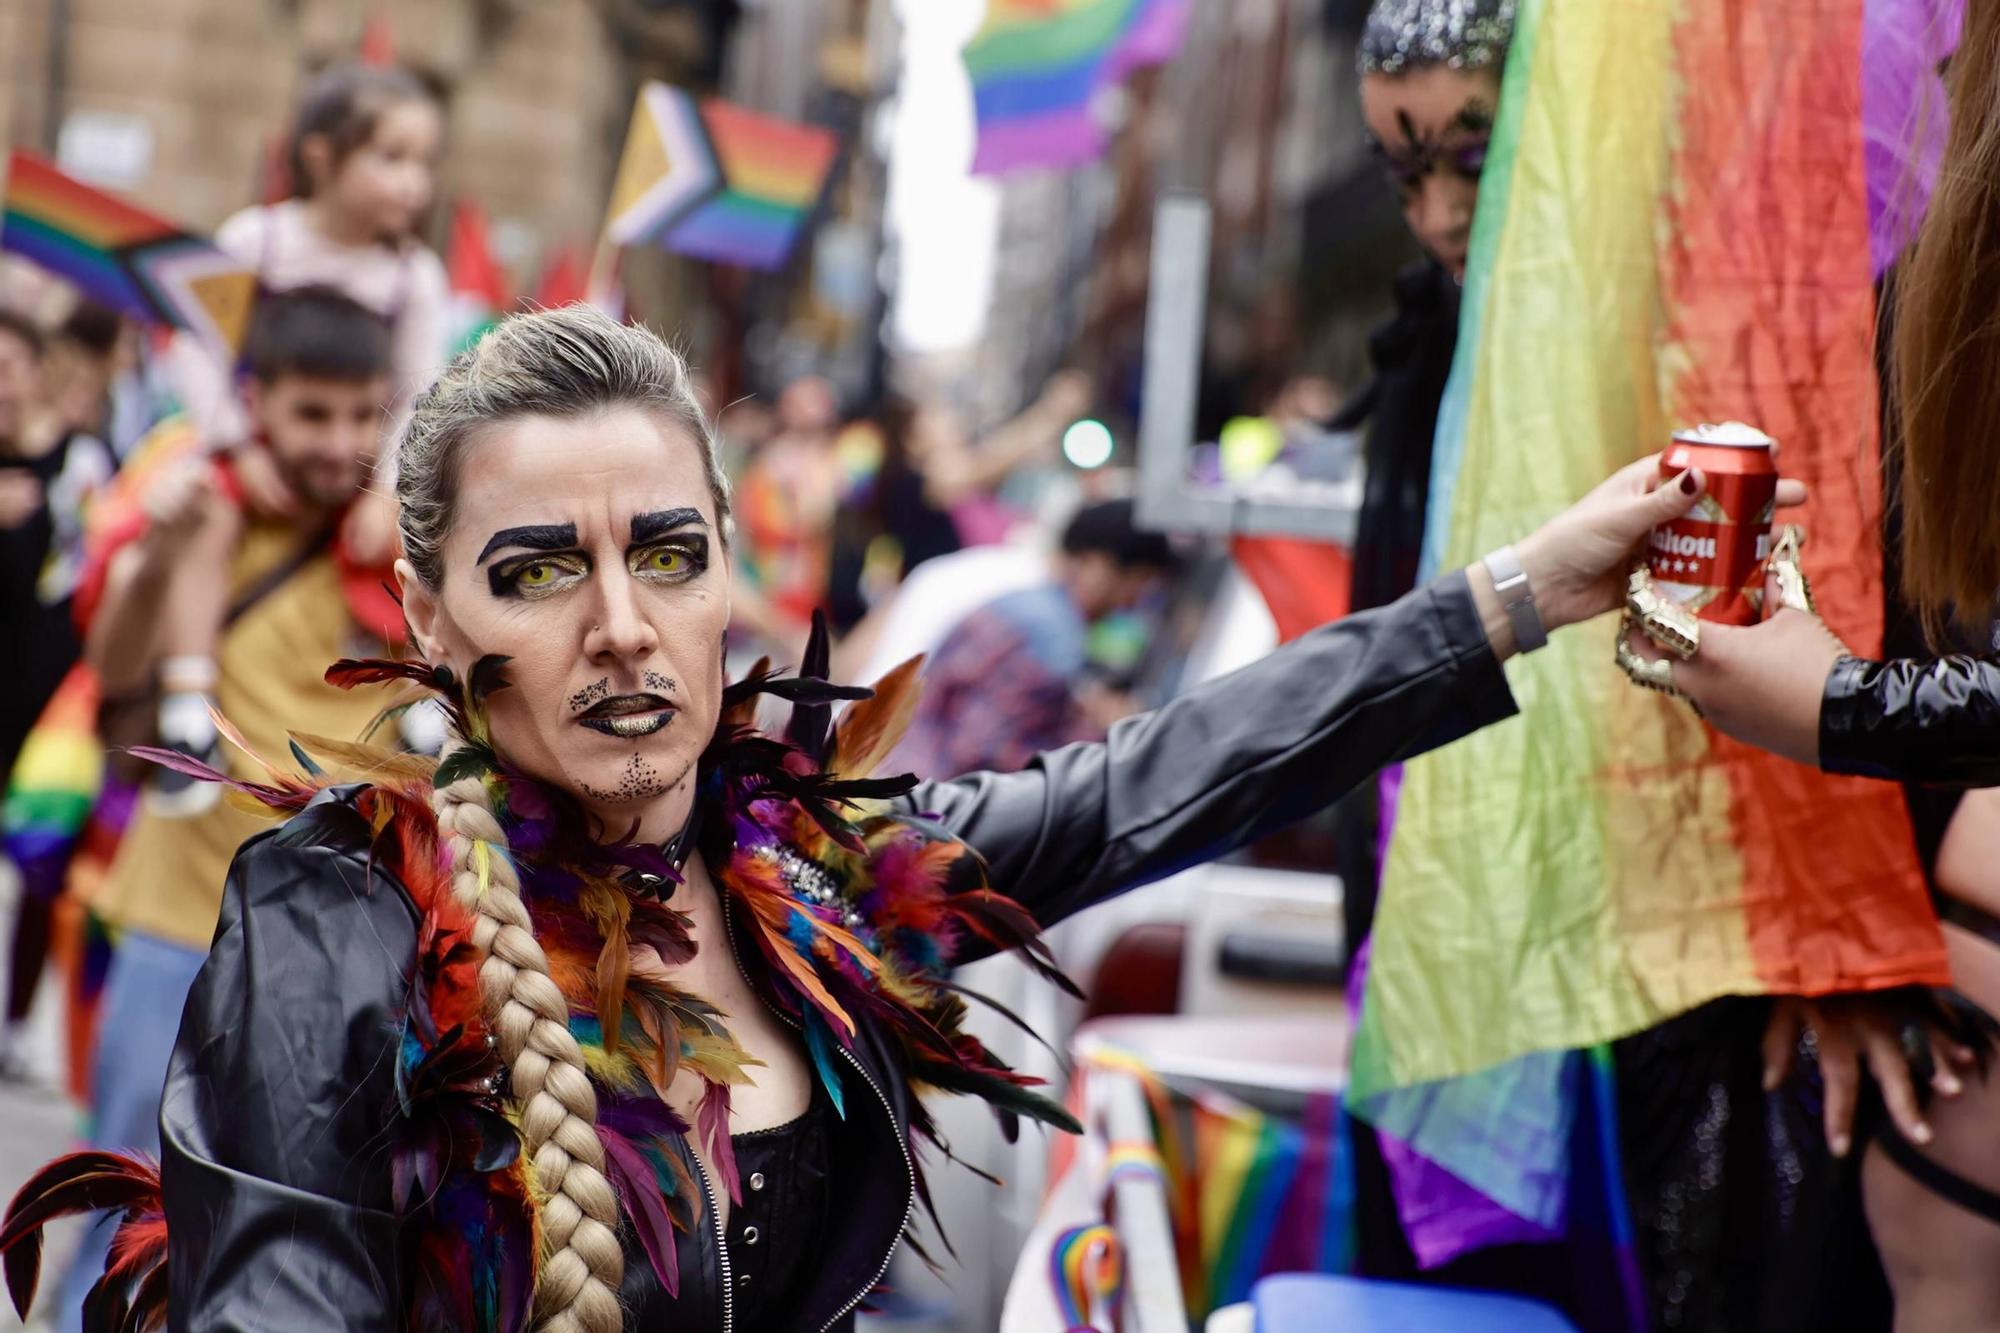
[719,892,917,1332]
[691,1139,735,1333]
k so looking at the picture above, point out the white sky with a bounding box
[886,0,1000,353]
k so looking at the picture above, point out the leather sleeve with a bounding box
[161,805,419,1332]
[1820,653,2000,787]
[902,570,1517,942]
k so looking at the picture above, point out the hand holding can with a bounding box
[1646,421,1779,626]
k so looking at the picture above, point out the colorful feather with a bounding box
[599,1126,682,1297]
[800,1010,850,1120]
[696,1082,742,1204]
[0,1151,165,1328]
[829,654,925,781]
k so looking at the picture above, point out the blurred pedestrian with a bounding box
[917,368,1092,542]
[825,396,965,633]
[732,374,844,651]
[40,302,124,444]
[153,61,446,812]
[48,288,402,1329]
[0,307,115,1079]
[889,498,1179,780]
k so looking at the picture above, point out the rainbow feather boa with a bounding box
[2,621,1080,1331]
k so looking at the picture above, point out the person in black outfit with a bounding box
[0,306,116,1075]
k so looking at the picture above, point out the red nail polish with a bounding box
[1678,470,1700,495]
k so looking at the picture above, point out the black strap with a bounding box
[1939,893,2000,951]
[1876,1118,2000,1226]
[223,523,335,629]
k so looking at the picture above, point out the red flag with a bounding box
[532,243,590,309]
[1230,536,1350,643]
[447,201,508,311]
[359,11,396,66]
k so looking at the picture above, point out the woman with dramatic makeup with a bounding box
[0,307,1746,1332]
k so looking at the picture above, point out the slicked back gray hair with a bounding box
[397,305,733,589]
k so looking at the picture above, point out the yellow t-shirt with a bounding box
[92,518,394,949]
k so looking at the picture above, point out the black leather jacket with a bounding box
[1821,653,2000,786]
[159,572,1515,1332]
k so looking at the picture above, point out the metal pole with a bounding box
[43,0,71,156]
[1135,193,1211,536]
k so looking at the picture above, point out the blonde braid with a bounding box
[434,746,625,1332]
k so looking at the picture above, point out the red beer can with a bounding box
[1648,422,1779,626]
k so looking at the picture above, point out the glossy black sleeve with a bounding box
[160,815,418,1332]
[1820,653,2000,787]
[899,570,1517,944]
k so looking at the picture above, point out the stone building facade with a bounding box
[3,0,630,259]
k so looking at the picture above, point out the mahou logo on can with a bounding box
[1649,421,1778,625]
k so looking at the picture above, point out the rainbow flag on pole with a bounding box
[1350,0,1953,1120]
[962,0,1189,175]
[1,150,255,355]
[604,84,839,272]
[1063,1043,1352,1318]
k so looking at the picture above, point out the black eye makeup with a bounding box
[478,523,580,565]
[630,507,706,543]
[478,512,713,600]
[1372,98,1496,191]
[628,533,710,585]
[490,551,588,600]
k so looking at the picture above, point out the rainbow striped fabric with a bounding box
[1070,1044,1351,1317]
[1351,0,1953,1116]
[962,0,1189,175]
[1047,1223,1124,1330]
[1,667,103,906]
[604,84,839,271]
[1,151,255,353]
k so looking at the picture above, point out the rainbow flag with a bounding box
[962,0,1189,175]
[1066,1043,1351,1317]
[2,667,103,906]
[604,84,839,272]
[1350,0,1953,1120]
[1,151,255,355]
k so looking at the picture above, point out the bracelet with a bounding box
[1483,546,1548,654]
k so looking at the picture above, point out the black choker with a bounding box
[621,797,704,900]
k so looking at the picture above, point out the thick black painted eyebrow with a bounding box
[630,508,707,543]
[477,523,578,565]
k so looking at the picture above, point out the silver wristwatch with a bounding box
[1482,545,1548,653]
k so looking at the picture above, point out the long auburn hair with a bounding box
[1894,0,2000,635]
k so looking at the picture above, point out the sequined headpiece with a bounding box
[1359,0,1518,76]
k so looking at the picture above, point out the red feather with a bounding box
[0,1152,163,1322]
[696,1083,741,1205]
[125,747,313,811]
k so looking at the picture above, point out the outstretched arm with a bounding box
[902,454,1771,939]
[903,570,1515,932]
